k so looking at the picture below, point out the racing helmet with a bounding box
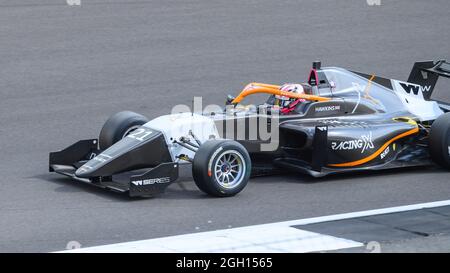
[276,83,306,108]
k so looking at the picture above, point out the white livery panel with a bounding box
[391,79,443,121]
[143,112,221,161]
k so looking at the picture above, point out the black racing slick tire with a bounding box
[429,112,450,169]
[192,140,251,197]
[99,111,149,150]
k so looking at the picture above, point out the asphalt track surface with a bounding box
[0,0,449,252]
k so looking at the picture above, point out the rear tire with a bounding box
[99,111,149,150]
[192,140,251,197]
[429,112,450,169]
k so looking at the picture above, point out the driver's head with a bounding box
[276,83,306,108]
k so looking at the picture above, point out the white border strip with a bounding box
[269,199,450,228]
[60,199,450,253]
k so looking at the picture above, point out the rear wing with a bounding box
[408,60,450,110]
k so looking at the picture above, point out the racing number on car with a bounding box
[127,128,153,141]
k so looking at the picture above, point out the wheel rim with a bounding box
[214,150,245,189]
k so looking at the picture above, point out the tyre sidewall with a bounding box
[193,140,251,197]
[99,111,148,150]
[430,112,450,168]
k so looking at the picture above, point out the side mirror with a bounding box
[226,95,236,105]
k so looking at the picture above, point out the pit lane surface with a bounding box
[0,0,449,252]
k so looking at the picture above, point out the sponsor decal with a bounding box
[320,120,367,126]
[315,105,341,112]
[92,154,112,163]
[92,157,105,162]
[331,132,374,153]
[398,81,430,95]
[399,82,421,95]
[380,146,390,159]
[131,177,171,186]
[319,119,367,126]
[421,85,432,92]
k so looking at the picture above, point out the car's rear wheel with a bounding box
[99,111,149,150]
[192,140,251,197]
[429,112,450,169]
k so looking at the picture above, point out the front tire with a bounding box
[192,140,251,197]
[99,111,149,150]
[429,112,450,169]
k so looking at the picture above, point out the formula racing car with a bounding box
[49,60,450,197]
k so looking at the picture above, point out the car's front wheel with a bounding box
[99,111,149,150]
[192,140,251,197]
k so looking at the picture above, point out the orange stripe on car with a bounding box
[328,127,419,168]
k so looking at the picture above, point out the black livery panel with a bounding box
[280,117,418,168]
[76,127,172,178]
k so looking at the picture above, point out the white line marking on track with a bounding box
[275,199,450,227]
[58,199,450,253]
[60,227,362,253]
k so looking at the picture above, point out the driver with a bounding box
[275,83,307,114]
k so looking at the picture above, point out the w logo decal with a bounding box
[399,82,421,95]
[399,82,432,95]
[421,85,432,92]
